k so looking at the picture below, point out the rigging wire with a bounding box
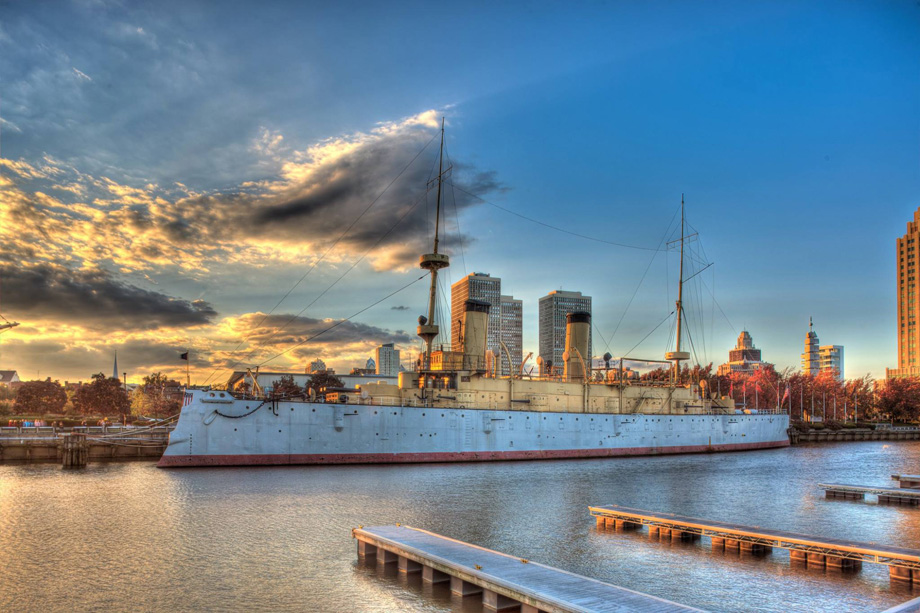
[257,273,429,366]
[623,311,675,358]
[606,203,682,351]
[448,182,662,252]
[202,131,438,385]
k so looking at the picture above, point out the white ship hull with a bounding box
[158,390,790,467]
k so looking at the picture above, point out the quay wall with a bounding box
[789,427,920,445]
[0,428,169,464]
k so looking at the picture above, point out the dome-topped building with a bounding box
[717,330,772,376]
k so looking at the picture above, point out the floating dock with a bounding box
[885,595,920,613]
[896,475,920,489]
[589,505,920,586]
[819,483,920,505]
[353,525,701,612]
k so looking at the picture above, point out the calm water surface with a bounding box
[1,442,919,612]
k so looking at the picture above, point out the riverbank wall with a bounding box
[0,426,169,464]
[789,427,920,445]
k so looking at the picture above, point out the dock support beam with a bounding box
[790,550,807,565]
[483,589,522,612]
[450,576,483,597]
[377,548,398,565]
[398,556,422,574]
[357,541,377,557]
[890,566,914,584]
[422,566,449,584]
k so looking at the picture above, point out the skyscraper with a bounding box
[802,318,844,381]
[888,207,920,380]
[451,272,502,356]
[450,273,522,376]
[539,290,592,371]
[375,344,400,377]
[499,295,523,376]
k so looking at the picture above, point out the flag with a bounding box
[781,385,790,405]
[180,352,189,361]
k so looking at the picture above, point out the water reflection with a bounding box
[0,441,917,611]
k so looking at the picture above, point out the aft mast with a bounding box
[665,195,690,384]
[417,118,450,375]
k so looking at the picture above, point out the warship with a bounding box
[158,122,789,467]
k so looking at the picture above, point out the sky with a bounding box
[0,0,918,385]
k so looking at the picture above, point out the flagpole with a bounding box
[186,349,190,389]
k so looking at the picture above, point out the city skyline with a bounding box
[0,1,918,383]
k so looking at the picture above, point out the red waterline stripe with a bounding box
[157,439,790,468]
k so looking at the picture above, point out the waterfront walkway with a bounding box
[354,525,701,612]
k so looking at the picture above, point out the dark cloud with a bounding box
[0,262,216,331]
[233,312,412,349]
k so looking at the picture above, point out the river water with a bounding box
[1,442,918,612]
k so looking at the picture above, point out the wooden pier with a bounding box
[353,525,701,612]
[0,427,171,465]
[589,505,920,586]
[819,483,920,505]
[896,475,920,489]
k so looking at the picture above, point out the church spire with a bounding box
[113,351,119,380]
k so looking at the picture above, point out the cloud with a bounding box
[72,67,93,82]
[391,305,411,311]
[222,312,412,349]
[0,262,217,331]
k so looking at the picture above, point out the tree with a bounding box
[271,374,303,397]
[874,378,920,423]
[14,379,67,414]
[306,372,344,398]
[73,373,130,417]
[131,372,180,418]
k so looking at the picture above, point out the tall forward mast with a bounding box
[417,118,451,369]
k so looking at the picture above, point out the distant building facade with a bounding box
[801,319,844,380]
[499,295,523,376]
[539,290,592,370]
[888,206,920,380]
[717,331,772,376]
[450,273,522,376]
[0,370,20,386]
[307,359,327,374]
[375,343,400,377]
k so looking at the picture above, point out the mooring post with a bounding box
[62,433,87,469]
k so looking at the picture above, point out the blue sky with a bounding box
[0,0,918,383]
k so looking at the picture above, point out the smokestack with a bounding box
[563,312,590,382]
[462,299,490,369]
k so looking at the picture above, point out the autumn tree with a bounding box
[874,378,920,423]
[14,379,67,414]
[131,372,181,417]
[306,372,344,398]
[73,373,130,417]
[271,374,303,397]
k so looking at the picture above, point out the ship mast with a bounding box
[417,118,450,371]
[666,195,690,384]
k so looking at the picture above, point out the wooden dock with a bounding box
[589,504,920,586]
[353,525,702,612]
[819,483,920,505]
[896,474,920,489]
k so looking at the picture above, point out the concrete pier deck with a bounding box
[589,505,920,585]
[896,475,920,489]
[819,483,920,505]
[353,525,702,612]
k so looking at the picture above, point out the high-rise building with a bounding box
[801,319,844,380]
[451,272,502,356]
[499,295,523,376]
[307,358,327,374]
[888,207,920,380]
[375,343,400,377]
[802,318,820,375]
[539,290,592,371]
[450,273,523,376]
[717,330,772,376]
[818,345,844,381]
